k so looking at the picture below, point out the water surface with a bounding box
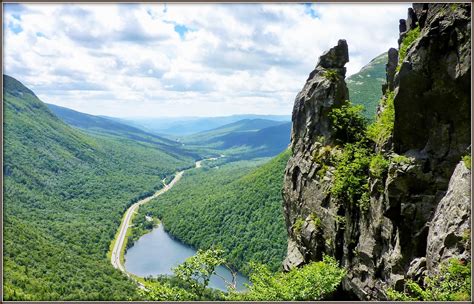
[124,225,249,291]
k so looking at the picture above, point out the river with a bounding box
[124,224,250,292]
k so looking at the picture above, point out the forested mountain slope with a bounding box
[346,52,387,119]
[3,75,194,300]
[181,119,291,159]
[46,103,198,159]
[136,150,291,275]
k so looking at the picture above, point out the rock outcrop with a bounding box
[426,160,471,273]
[282,3,471,300]
[283,39,349,271]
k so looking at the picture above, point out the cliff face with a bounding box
[282,4,471,300]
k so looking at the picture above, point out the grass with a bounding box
[367,91,395,147]
[397,26,421,71]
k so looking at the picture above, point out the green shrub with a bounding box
[309,213,322,229]
[462,154,471,170]
[329,100,368,144]
[232,255,346,301]
[367,91,395,147]
[331,142,371,210]
[292,218,305,235]
[369,153,390,179]
[397,26,421,71]
[323,69,339,82]
[387,258,471,301]
[392,154,412,165]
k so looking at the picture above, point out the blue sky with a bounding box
[3,3,410,117]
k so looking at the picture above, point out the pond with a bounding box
[124,224,250,291]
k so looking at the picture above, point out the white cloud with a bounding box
[3,3,410,117]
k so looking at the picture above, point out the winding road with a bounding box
[110,157,221,275]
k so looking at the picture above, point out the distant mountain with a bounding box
[213,122,291,155]
[346,52,387,120]
[46,103,198,159]
[116,114,291,136]
[183,118,286,143]
[183,119,291,158]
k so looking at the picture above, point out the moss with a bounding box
[367,91,395,147]
[309,213,322,229]
[397,26,421,71]
[462,154,471,170]
[323,69,339,82]
[462,229,470,247]
[293,218,305,235]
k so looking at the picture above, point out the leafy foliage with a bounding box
[331,142,372,210]
[369,153,390,179]
[138,151,291,274]
[230,256,346,301]
[138,273,224,301]
[329,100,368,143]
[397,26,421,70]
[323,69,339,82]
[387,259,471,301]
[367,90,395,147]
[173,248,235,298]
[3,75,194,300]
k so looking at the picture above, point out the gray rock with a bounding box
[426,161,471,274]
[385,48,398,93]
[407,257,427,283]
[283,239,305,271]
[282,4,471,300]
[317,39,349,69]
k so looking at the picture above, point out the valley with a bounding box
[3,4,471,301]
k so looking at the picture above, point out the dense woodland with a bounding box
[3,75,194,300]
[137,151,290,274]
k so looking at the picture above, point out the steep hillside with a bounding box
[3,75,194,300]
[46,103,198,159]
[136,150,291,274]
[346,52,387,119]
[282,4,470,301]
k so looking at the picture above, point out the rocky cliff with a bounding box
[282,3,471,300]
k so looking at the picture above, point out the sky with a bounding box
[3,3,410,118]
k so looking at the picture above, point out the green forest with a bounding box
[3,3,472,299]
[136,150,291,274]
[3,75,194,300]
